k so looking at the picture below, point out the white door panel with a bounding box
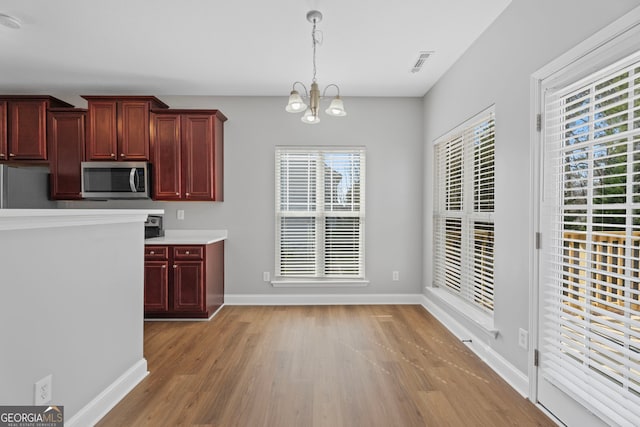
[535,15,640,426]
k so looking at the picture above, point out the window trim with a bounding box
[271,278,370,287]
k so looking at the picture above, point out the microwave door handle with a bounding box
[130,168,137,192]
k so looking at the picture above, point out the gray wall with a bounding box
[0,220,145,419]
[422,0,640,374]
[61,95,424,297]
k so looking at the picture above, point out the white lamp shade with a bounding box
[301,109,320,124]
[285,90,307,113]
[325,96,347,117]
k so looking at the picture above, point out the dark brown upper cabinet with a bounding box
[0,95,73,162]
[151,109,226,201]
[0,101,6,161]
[83,96,168,161]
[47,108,87,200]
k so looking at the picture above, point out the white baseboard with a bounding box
[224,293,423,306]
[419,294,529,398]
[66,358,148,427]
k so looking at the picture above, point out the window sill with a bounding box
[425,287,498,338]
[271,278,370,288]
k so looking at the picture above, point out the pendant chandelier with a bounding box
[285,10,346,124]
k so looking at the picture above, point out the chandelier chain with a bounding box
[312,19,318,83]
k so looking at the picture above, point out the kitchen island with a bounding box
[0,209,162,427]
[144,229,227,320]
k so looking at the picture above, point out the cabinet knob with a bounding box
[162,265,166,269]
[185,251,190,255]
[176,192,179,196]
[111,153,116,157]
[173,265,177,269]
[150,251,155,255]
[120,153,125,157]
[9,153,16,157]
[186,193,190,197]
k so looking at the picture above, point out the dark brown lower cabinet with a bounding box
[144,260,169,312]
[144,241,224,319]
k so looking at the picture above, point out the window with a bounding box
[275,147,365,282]
[433,107,495,313]
[540,51,640,424]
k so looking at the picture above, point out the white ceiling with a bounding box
[0,0,511,97]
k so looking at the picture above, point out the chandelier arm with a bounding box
[321,84,341,99]
[291,81,309,99]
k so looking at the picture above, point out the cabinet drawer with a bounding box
[173,246,203,260]
[145,246,168,260]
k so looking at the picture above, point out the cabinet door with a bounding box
[181,114,214,200]
[48,111,85,200]
[87,100,118,160]
[172,260,204,312]
[119,101,150,160]
[152,114,182,200]
[144,260,169,312]
[0,101,6,161]
[8,100,47,160]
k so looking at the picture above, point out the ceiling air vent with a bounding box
[411,51,434,73]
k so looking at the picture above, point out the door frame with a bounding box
[529,3,640,415]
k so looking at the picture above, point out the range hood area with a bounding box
[0,164,57,209]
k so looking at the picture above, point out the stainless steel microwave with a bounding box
[81,161,151,199]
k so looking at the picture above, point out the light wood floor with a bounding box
[97,305,554,426]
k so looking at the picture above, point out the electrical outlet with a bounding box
[34,374,52,405]
[392,271,399,281]
[518,328,529,350]
[263,272,270,282]
[177,210,185,220]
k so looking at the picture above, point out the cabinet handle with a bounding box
[0,154,5,158]
[9,153,16,157]
[120,153,125,157]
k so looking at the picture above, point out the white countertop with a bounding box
[0,209,164,231]
[145,229,227,245]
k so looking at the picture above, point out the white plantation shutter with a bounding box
[434,107,495,313]
[473,221,495,310]
[276,147,365,279]
[541,51,640,425]
[277,152,317,275]
[445,136,464,211]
